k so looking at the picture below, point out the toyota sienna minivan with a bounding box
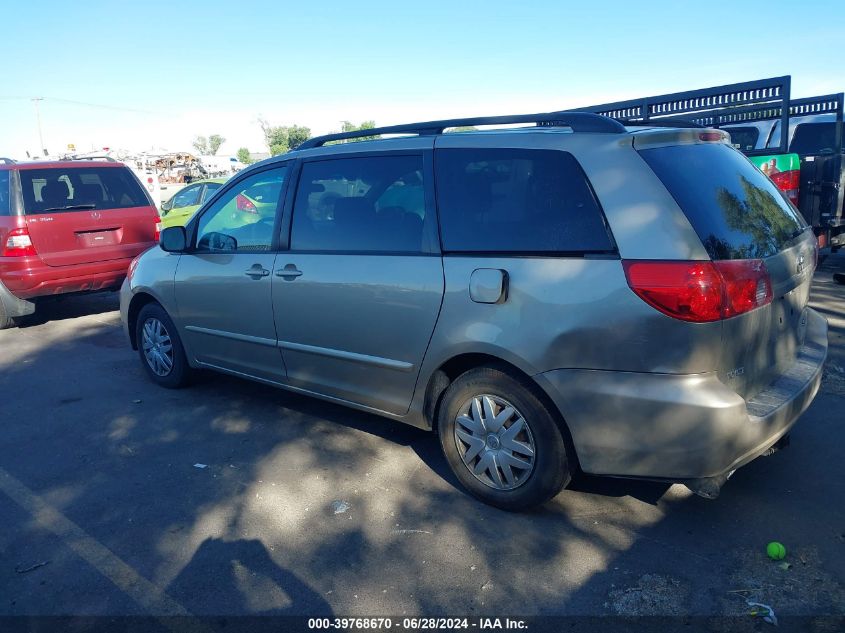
[120,111,827,510]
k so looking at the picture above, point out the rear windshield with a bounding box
[725,126,760,152]
[639,143,806,260]
[789,122,840,155]
[19,166,150,214]
[0,170,10,216]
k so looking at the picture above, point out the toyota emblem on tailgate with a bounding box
[90,211,101,220]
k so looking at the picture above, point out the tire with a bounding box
[437,366,571,511]
[135,303,192,388]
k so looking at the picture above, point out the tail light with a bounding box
[623,259,773,323]
[2,227,37,257]
[236,194,257,213]
[154,216,162,242]
[769,170,800,207]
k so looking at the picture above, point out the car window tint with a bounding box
[789,122,838,155]
[435,148,613,253]
[172,185,201,208]
[725,126,760,152]
[640,143,806,260]
[291,155,426,253]
[196,167,287,253]
[19,167,149,214]
[0,171,10,216]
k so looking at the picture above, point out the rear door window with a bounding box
[789,122,839,155]
[639,143,806,260]
[19,167,150,214]
[0,171,10,216]
[434,148,613,253]
[725,126,760,152]
[290,155,428,253]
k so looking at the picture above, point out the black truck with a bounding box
[576,76,845,252]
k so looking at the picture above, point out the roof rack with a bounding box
[0,157,15,165]
[575,76,792,152]
[297,111,626,150]
[617,119,704,129]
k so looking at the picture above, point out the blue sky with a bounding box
[2,0,843,157]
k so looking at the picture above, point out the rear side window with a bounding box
[640,143,806,260]
[0,171,10,216]
[291,155,427,252]
[789,122,839,155]
[435,148,613,253]
[19,167,150,214]
[725,126,760,151]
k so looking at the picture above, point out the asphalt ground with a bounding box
[1,252,844,632]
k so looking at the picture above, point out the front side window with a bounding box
[291,155,427,252]
[19,167,149,214]
[196,167,287,253]
[435,148,613,253]
[171,184,202,209]
[0,171,10,216]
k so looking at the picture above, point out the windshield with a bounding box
[639,143,807,260]
[20,166,150,214]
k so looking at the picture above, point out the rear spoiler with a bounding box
[576,76,844,157]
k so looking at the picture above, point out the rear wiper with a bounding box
[40,204,97,212]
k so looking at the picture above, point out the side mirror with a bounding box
[197,231,237,252]
[161,199,173,213]
[159,226,187,252]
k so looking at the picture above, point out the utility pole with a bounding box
[31,97,46,156]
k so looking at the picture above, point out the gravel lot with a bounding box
[1,254,844,626]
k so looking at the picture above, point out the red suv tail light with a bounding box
[2,227,37,257]
[769,169,800,207]
[236,194,257,213]
[623,259,773,323]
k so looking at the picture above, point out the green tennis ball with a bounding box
[767,541,786,560]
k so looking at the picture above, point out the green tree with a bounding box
[258,118,312,156]
[208,134,226,155]
[339,120,379,142]
[192,135,209,155]
[236,147,253,165]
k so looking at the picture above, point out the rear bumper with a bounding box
[536,308,828,480]
[0,256,133,300]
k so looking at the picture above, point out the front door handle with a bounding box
[244,265,270,279]
[276,264,303,280]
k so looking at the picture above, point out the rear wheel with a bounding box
[136,303,192,388]
[437,366,571,511]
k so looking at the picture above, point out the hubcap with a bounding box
[453,394,536,491]
[141,317,174,377]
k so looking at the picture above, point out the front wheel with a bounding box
[136,303,192,388]
[437,366,571,511]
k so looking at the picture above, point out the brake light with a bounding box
[2,227,37,257]
[698,131,724,142]
[623,259,773,323]
[154,216,162,242]
[769,169,800,207]
[236,194,257,213]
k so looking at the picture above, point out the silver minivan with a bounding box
[121,112,827,510]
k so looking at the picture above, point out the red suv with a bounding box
[0,159,160,328]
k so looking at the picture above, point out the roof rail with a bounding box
[0,157,16,165]
[618,119,704,129]
[297,111,626,150]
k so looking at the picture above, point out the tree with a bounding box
[258,118,312,156]
[192,135,209,155]
[236,147,253,165]
[337,120,379,143]
[192,133,226,155]
[208,134,226,155]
